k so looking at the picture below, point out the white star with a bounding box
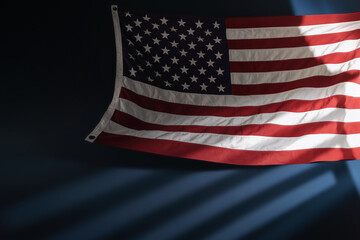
[180,65,189,73]
[125,12,131,17]
[179,34,187,40]
[136,50,143,56]
[127,39,134,46]
[155,71,162,77]
[129,67,137,77]
[160,17,168,25]
[170,26,177,32]
[153,38,160,45]
[200,83,208,91]
[187,28,195,35]
[147,76,154,82]
[182,82,190,90]
[145,61,152,67]
[138,65,144,72]
[129,54,135,60]
[171,56,179,64]
[197,51,205,58]
[195,20,203,28]
[208,76,216,82]
[180,49,188,56]
[143,15,151,21]
[125,24,133,32]
[144,29,151,35]
[153,54,161,63]
[134,33,142,42]
[216,68,224,75]
[215,51,223,59]
[188,42,196,49]
[144,44,152,53]
[178,19,186,26]
[197,36,204,42]
[213,21,220,29]
[189,58,197,66]
[172,74,180,81]
[161,31,169,39]
[162,47,170,55]
[204,29,212,36]
[199,67,206,75]
[207,59,215,67]
[217,84,225,92]
[134,19,142,27]
[190,75,198,82]
[214,37,222,44]
[162,64,171,72]
[170,40,179,48]
[206,43,214,51]
[165,81,172,87]
[152,23,160,29]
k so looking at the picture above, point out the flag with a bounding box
[86,5,360,165]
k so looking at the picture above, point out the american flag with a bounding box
[86,5,360,165]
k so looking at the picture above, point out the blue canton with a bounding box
[119,10,231,94]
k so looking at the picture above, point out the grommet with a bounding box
[88,135,96,140]
[112,6,118,11]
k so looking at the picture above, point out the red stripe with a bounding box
[95,132,360,165]
[229,50,360,72]
[227,29,360,49]
[232,70,360,95]
[120,87,360,117]
[225,11,360,28]
[111,110,360,137]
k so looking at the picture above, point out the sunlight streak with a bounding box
[206,171,336,240]
[1,168,154,230]
[46,170,234,240]
[137,164,314,240]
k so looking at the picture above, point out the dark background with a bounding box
[1,0,360,239]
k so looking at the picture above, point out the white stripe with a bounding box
[104,121,360,151]
[226,19,360,39]
[229,39,360,61]
[123,77,360,107]
[119,98,360,126]
[231,58,360,84]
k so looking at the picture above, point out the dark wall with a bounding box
[1,0,360,239]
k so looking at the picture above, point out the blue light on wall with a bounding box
[291,0,360,15]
